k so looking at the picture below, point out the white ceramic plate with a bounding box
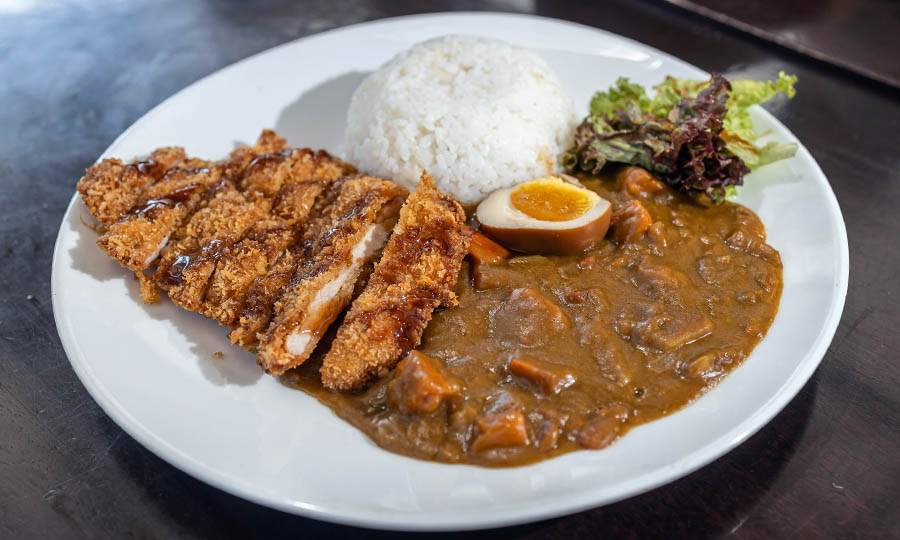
[51,12,848,531]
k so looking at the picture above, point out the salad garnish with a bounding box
[563,72,797,203]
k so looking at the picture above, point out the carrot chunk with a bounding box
[472,410,529,451]
[619,166,665,198]
[464,226,510,264]
[609,200,653,244]
[509,356,576,394]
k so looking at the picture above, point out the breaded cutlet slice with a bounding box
[228,249,298,348]
[135,131,291,303]
[269,150,356,221]
[256,176,407,375]
[201,219,295,326]
[320,173,469,391]
[228,177,348,348]
[223,129,287,182]
[153,188,271,311]
[78,146,187,225]
[97,163,223,271]
[199,153,355,327]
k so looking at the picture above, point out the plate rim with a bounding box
[51,11,850,531]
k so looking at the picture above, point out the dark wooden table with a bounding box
[2,1,898,538]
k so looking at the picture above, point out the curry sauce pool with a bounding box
[284,169,783,467]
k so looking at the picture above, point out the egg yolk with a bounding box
[510,177,598,222]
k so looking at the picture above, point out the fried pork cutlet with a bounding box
[137,134,348,312]
[223,129,286,182]
[320,173,469,391]
[96,163,223,271]
[154,188,271,311]
[200,152,355,326]
[146,132,292,303]
[145,131,297,305]
[201,219,295,326]
[256,175,407,375]
[228,177,348,348]
[78,146,187,226]
[270,150,354,221]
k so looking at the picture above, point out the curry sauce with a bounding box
[285,168,783,466]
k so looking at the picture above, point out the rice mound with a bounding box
[343,35,576,204]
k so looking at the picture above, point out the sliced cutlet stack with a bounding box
[77,146,187,226]
[96,161,224,271]
[153,187,271,311]
[228,176,348,348]
[200,150,356,326]
[150,132,296,310]
[320,172,469,391]
[153,131,288,282]
[256,175,407,375]
[83,130,285,287]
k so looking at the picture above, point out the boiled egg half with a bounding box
[475,175,612,255]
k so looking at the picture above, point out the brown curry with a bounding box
[285,167,783,467]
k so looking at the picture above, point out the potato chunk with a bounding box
[576,404,628,449]
[631,311,714,353]
[490,288,570,347]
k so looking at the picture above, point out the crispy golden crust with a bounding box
[228,177,350,348]
[271,150,356,223]
[224,130,287,181]
[155,188,272,311]
[200,152,354,326]
[239,148,307,200]
[101,131,292,290]
[96,165,223,271]
[228,249,298,348]
[201,220,295,326]
[134,271,161,304]
[256,176,406,375]
[78,147,187,225]
[320,173,469,391]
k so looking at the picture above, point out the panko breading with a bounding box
[228,249,298,348]
[154,188,271,311]
[78,146,187,226]
[135,131,291,302]
[320,173,468,390]
[79,130,476,395]
[201,220,295,326]
[200,152,355,326]
[96,164,222,271]
[271,150,355,221]
[134,270,161,304]
[256,176,406,375]
[224,129,287,182]
[228,177,349,348]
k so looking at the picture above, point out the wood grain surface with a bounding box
[1,0,897,538]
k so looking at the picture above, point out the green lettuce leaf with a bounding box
[565,75,750,203]
[589,77,651,116]
[722,133,799,169]
[566,72,800,203]
[724,71,797,142]
[651,72,798,167]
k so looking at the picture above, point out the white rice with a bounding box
[343,35,576,204]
